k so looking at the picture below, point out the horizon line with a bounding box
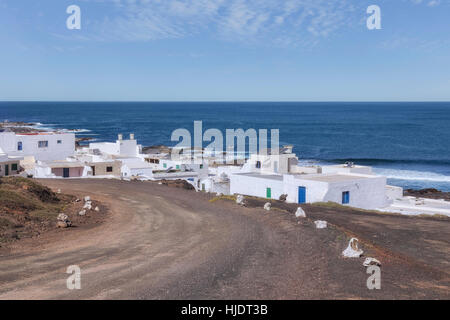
[1,100,450,103]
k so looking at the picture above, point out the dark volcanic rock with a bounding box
[404,188,450,201]
[160,179,195,190]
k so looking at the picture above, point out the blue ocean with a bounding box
[1,102,450,191]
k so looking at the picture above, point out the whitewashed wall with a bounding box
[385,185,404,201]
[284,174,387,209]
[118,139,139,157]
[322,176,388,209]
[230,174,284,200]
[283,175,329,204]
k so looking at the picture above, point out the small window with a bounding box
[176,165,180,170]
[106,166,113,172]
[38,141,48,148]
[256,161,261,169]
[57,140,62,144]
[163,163,167,168]
[342,191,350,204]
[11,163,18,171]
[200,164,203,169]
[17,142,23,151]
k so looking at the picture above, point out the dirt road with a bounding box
[0,179,448,299]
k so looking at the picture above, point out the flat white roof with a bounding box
[235,172,284,181]
[296,174,371,183]
[45,161,85,168]
[322,164,370,169]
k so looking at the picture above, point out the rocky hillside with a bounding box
[0,177,73,244]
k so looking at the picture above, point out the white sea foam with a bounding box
[25,122,93,134]
[373,168,450,183]
[61,128,92,133]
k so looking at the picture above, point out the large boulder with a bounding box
[57,221,69,228]
[160,179,195,190]
[279,194,287,202]
[57,213,72,228]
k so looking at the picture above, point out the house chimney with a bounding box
[130,133,135,140]
[283,145,293,154]
[118,134,123,141]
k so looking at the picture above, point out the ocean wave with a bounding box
[76,133,99,136]
[61,128,92,133]
[373,168,450,183]
[325,158,450,166]
[299,158,450,184]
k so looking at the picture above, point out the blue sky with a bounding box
[0,0,449,101]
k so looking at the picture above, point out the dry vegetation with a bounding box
[0,177,75,244]
[0,177,107,248]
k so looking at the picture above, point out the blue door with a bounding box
[342,191,350,204]
[298,187,306,204]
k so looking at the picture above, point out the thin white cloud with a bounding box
[427,0,441,6]
[60,0,449,47]
[406,0,446,5]
[74,0,362,46]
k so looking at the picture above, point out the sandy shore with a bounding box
[0,179,448,299]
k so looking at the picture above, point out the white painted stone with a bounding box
[363,257,381,267]
[83,202,92,210]
[314,220,327,229]
[57,213,69,222]
[295,207,306,218]
[236,195,245,205]
[342,238,364,258]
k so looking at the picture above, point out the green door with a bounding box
[4,164,9,176]
[266,187,271,198]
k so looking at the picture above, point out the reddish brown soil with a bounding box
[0,179,448,300]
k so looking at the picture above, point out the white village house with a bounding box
[229,147,401,210]
[0,131,75,162]
[0,131,75,178]
[230,171,389,210]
